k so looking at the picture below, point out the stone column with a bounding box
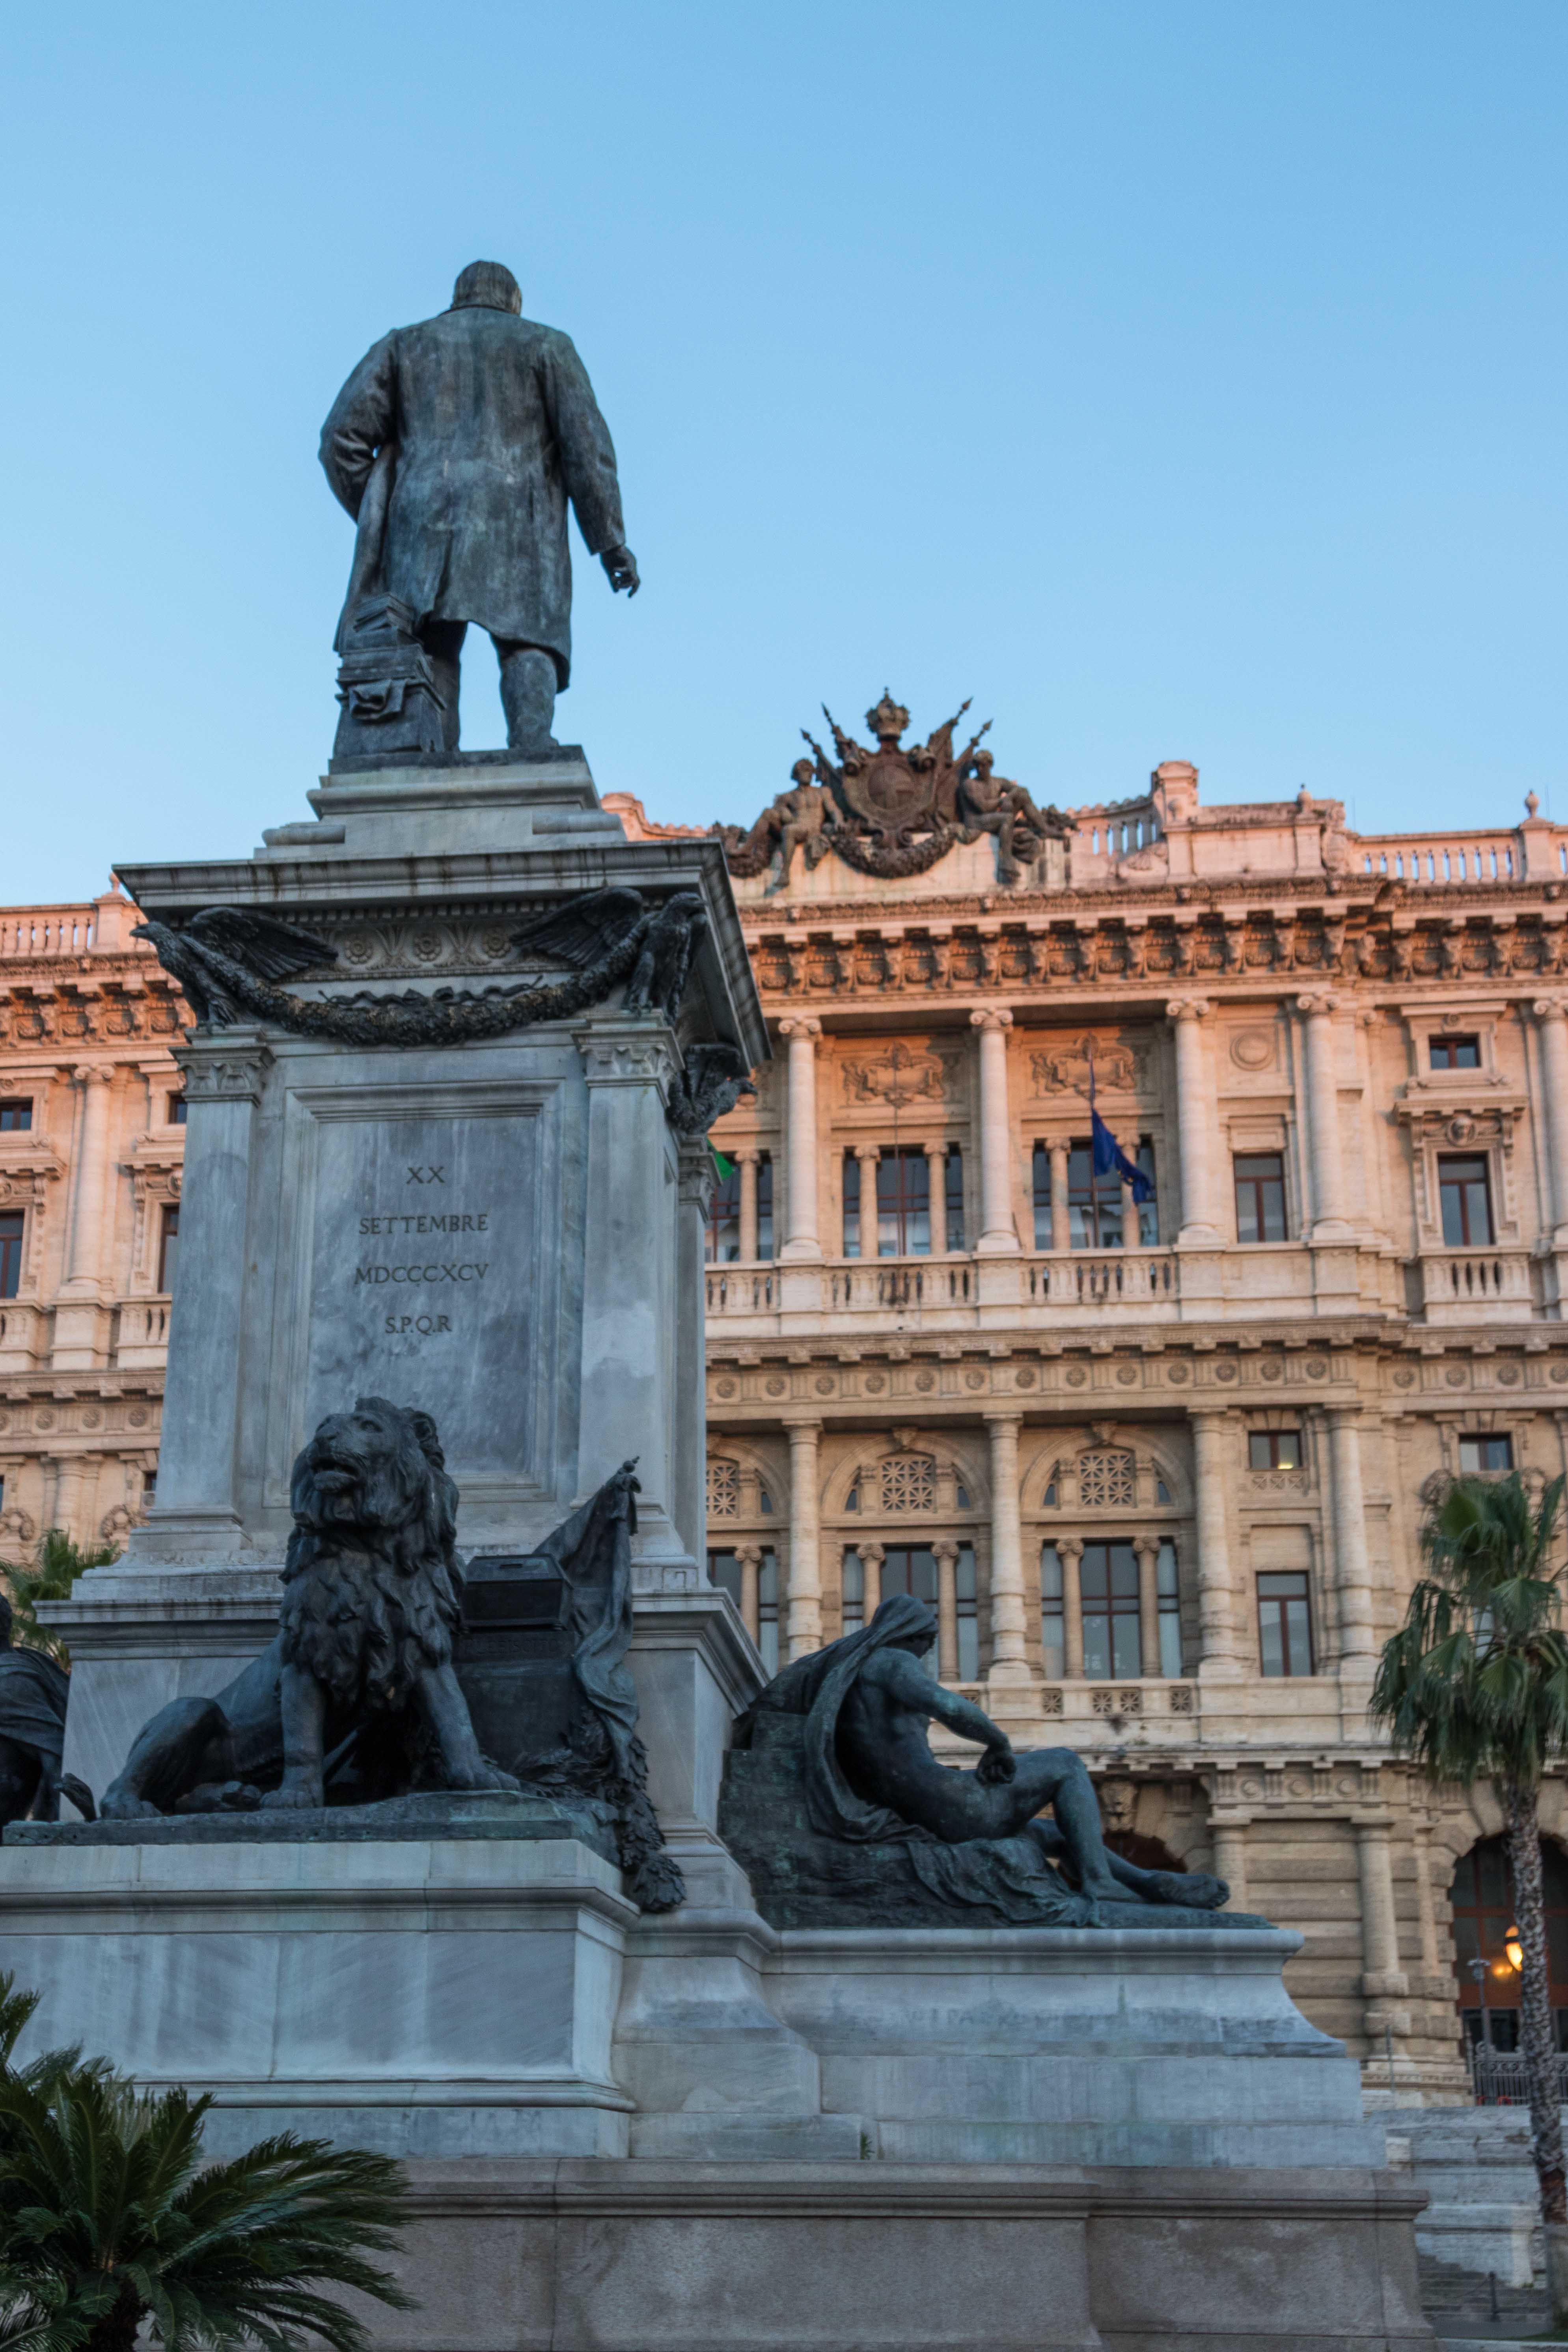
[1533,998,1568,1240]
[924,1141,948,1255]
[575,1024,691,1582]
[132,1035,271,1560]
[1121,1174,1141,1250]
[860,1540,884,1615]
[735,1542,762,1644]
[1057,1535,1085,1677]
[1211,1822,1249,1911]
[1166,999,1218,1241]
[933,1537,960,1680]
[969,1009,1018,1255]
[1049,1141,1071,1252]
[48,1454,90,1544]
[1189,1409,1242,1678]
[984,1411,1029,1681]
[785,1420,822,1658]
[61,1065,115,1291]
[1356,1819,1410,2003]
[854,1142,881,1255]
[1327,1407,1376,1663]
[51,1065,117,1372]
[1296,993,1351,1235]
[778,1016,823,1261]
[737,1150,760,1263]
[1134,1535,1162,1679]
[673,1141,714,1570]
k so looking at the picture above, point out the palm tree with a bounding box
[0,1531,121,1667]
[1372,1468,1568,2322]
[0,1977,414,2351]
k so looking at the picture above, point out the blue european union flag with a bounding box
[1091,1106,1154,1203]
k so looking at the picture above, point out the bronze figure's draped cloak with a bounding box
[319,297,627,688]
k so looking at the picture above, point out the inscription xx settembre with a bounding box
[352,1164,492,1337]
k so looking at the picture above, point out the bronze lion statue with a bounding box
[101,1397,518,1818]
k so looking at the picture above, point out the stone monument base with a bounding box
[0,1822,1437,2343]
[334,2157,1437,2352]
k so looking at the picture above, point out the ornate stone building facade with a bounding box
[617,705,1568,2096]
[12,733,1568,2094]
[0,893,186,1557]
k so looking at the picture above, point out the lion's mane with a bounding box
[279,1396,463,1712]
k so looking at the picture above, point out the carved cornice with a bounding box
[179,1044,273,1104]
[573,1023,681,1093]
[741,906,1568,1003]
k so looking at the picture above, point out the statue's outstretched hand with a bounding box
[602,545,640,595]
[977,1744,1016,1787]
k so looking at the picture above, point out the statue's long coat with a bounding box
[319,302,626,686]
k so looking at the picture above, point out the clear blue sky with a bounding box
[2,2,1563,903]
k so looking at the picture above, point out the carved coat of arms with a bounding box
[714,691,1067,889]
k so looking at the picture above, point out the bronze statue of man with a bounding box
[320,260,638,756]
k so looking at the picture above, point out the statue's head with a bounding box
[288,1395,457,1582]
[450,260,522,316]
[870,1592,940,1656]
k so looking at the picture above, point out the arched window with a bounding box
[1451,1835,1568,2052]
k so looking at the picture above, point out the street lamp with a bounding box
[1469,1954,1493,2052]
[1506,1924,1524,1973]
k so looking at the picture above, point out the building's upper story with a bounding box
[0,891,188,1389]
[607,703,1568,1347]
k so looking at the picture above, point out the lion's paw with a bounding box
[261,1779,324,1811]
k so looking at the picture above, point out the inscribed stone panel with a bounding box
[303,1106,539,1483]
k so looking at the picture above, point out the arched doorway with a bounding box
[1106,1830,1187,1875]
[1450,1835,1568,2052]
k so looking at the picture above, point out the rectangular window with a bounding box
[1258,1572,1314,1677]
[1135,1144,1158,1245]
[168,1092,188,1126]
[1430,1036,1480,1070]
[876,1149,930,1257]
[757,1549,780,1675]
[1157,1539,1183,1677]
[0,1100,33,1132]
[1057,1136,1156,1249]
[1248,1429,1303,1470]
[707,1550,743,1609]
[955,1543,979,1681]
[1081,1541,1142,1678]
[843,1152,861,1257]
[142,1470,156,1507]
[880,1546,938,1662]
[841,1549,864,1635]
[1040,1544,1064,1676]
[1234,1152,1287,1243]
[755,1155,774,1260]
[705,1164,742,1263]
[0,1212,22,1300]
[1459,1434,1514,1474]
[1439,1155,1493,1247]
[1032,1142,1053,1249]
[157,1204,180,1294]
[1068,1139,1121,1250]
[944,1147,965,1252]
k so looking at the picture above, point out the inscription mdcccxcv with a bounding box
[306,1109,536,1483]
